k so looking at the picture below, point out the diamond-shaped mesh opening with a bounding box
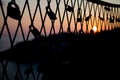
[4,61,17,80]
[44,16,51,35]
[13,27,26,46]
[0,25,11,51]
[7,17,19,40]
[33,10,42,35]
[54,12,60,34]
[28,0,37,18]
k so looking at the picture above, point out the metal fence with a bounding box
[0,0,120,51]
[0,0,120,80]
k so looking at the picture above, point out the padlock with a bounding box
[7,1,21,20]
[46,6,57,21]
[109,15,114,23]
[77,8,82,22]
[110,18,114,23]
[104,6,110,11]
[116,17,120,22]
[77,17,82,22]
[29,25,40,38]
[85,14,92,21]
[65,4,73,12]
[98,15,104,21]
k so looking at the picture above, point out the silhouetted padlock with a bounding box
[110,16,114,23]
[77,8,82,22]
[46,6,57,21]
[85,14,92,21]
[104,6,110,11]
[98,15,104,21]
[29,25,40,38]
[116,17,120,22]
[65,4,73,12]
[7,1,21,20]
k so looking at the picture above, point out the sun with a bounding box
[92,26,97,33]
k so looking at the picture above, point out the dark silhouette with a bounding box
[98,15,104,21]
[109,15,114,23]
[24,66,33,75]
[0,28,120,80]
[65,4,73,12]
[1,28,120,62]
[77,8,82,22]
[29,25,40,38]
[15,74,20,80]
[67,27,71,33]
[116,17,120,22]
[104,6,111,11]
[85,14,92,21]
[7,1,21,20]
[24,66,33,80]
[79,29,84,34]
[90,29,94,34]
[46,6,57,21]
[1,0,120,80]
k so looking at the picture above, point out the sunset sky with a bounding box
[0,0,120,51]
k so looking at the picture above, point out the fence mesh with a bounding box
[0,0,120,80]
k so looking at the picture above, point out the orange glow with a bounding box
[92,26,97,33]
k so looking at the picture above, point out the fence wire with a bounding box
[0,0,120,51]
[0,0,120,80]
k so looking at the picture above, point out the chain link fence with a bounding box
[0,0,120,80]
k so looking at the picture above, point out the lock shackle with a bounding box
[11,0,16,3]
[46,6,52,13]
[8,1,19,10]
[7,1,21,20]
